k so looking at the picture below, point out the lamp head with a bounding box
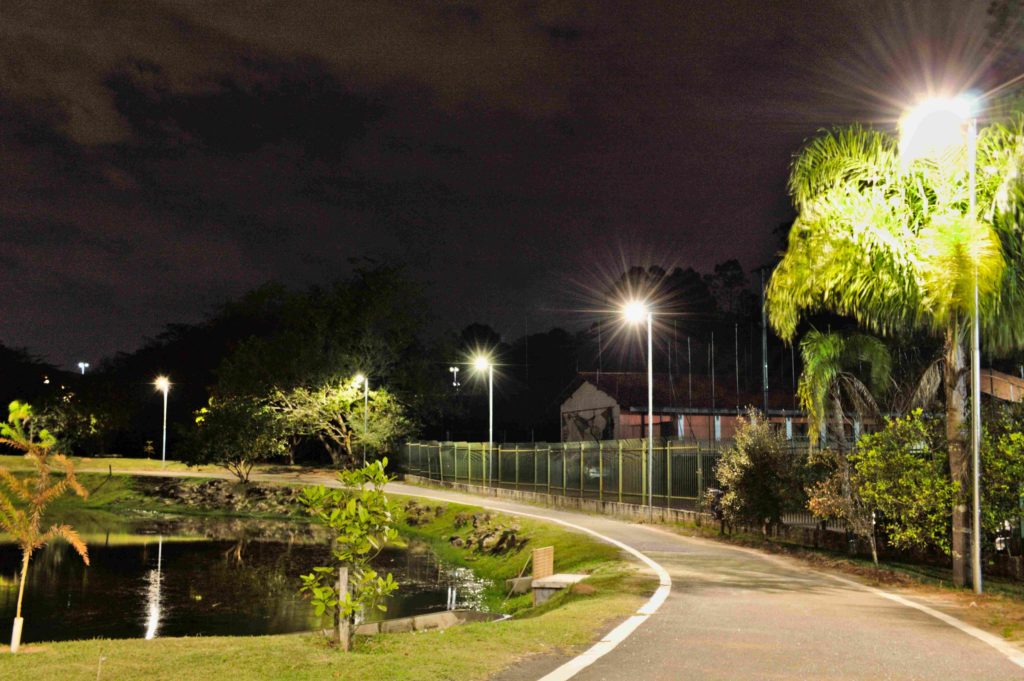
[353,373,366,386]
[900,94,976,164]
[154,376,171,394]
[622,300,650,324]
[472,355,492,372]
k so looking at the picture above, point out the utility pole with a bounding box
[761,268,769,416]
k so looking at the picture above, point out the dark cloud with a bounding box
[0,0,1006,367]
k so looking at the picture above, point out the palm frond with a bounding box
[0,468,31,501]
[40,524,90,565]
[901,358,943,412]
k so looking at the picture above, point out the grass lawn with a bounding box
[0,479,654,681]
[0,454,221,475]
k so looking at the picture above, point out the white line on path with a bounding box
[406,491,672,681]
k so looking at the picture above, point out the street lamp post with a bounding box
[901,95,983,593]
[154,376,171,467]
[473,355,493,486]
[624,300,654,511]
[355,374,370,467]
[77,361,89,375]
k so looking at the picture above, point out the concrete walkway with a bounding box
[86,466,1024,680]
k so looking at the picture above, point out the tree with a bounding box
[716,409,805,536]
[36,391,104,455]
[184,396,288,482]
[298,460,399,651]
[767,122,1024,586]
[216,265,429,398]
[798,330,891,449]
[272,378,410,467]
[798,330,892,565]
[851,411,955,555]
[0,401,89,653]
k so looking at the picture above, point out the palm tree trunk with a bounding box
[944,324,969,588]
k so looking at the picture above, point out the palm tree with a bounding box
[798,330,891,564]
[0,401,89,652]
[767,121,1024,587]
[798,330,892,450]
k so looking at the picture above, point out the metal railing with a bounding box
[403,438,731,511]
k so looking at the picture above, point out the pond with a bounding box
[0,517,488,644]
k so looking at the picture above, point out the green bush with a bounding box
[851,410,954,554]
[981,402,1024,545]
[717,409,805,536]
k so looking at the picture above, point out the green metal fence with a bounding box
[402,439,723,510]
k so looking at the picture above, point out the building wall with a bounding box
[560,383,620,442]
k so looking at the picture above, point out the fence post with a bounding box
[437,443,443,483]
[562,447,567,496]
[598,441,604,501]
[666,440,672,509]
[617,440,623,503]
[641,438,647,503]
[579,442,584,497]
[546,445,551,495]
[514,443,520,490]
[696,441,704,509]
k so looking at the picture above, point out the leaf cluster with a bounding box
[297,459,400,627]
[717,409,806,533]
[0,401,90,565]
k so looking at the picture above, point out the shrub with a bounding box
[851,410,954,554]
[717,409,805,536]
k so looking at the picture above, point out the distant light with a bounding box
[354,373,366,386]
[473,355,492,372]
[77,361,90,375]
[900,95,976,164]
[43,376,50,385]
[154,376,171,394]
[622,300,650,324]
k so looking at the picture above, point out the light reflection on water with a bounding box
[143,536,162,640]
[0,518,488,644]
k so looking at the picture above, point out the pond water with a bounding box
[0,517,487,644]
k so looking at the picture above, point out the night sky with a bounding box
[0,1,1002,368]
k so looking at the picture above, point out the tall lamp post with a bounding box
[623,300,654,510]
[472,355,494,486]
[154,376,171,467]
[77,361,89,375]
[901,94,982,593]
[354,373,369,466]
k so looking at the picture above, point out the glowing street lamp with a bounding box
[354,373,369,466]
[77,361,89,375]
[154,376,171,466]
[622,299,654,510]
[901,94,982,594]
[472,354,494,485]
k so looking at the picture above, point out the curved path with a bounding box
[382,481,1024,681]
[98,467,1024,680]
